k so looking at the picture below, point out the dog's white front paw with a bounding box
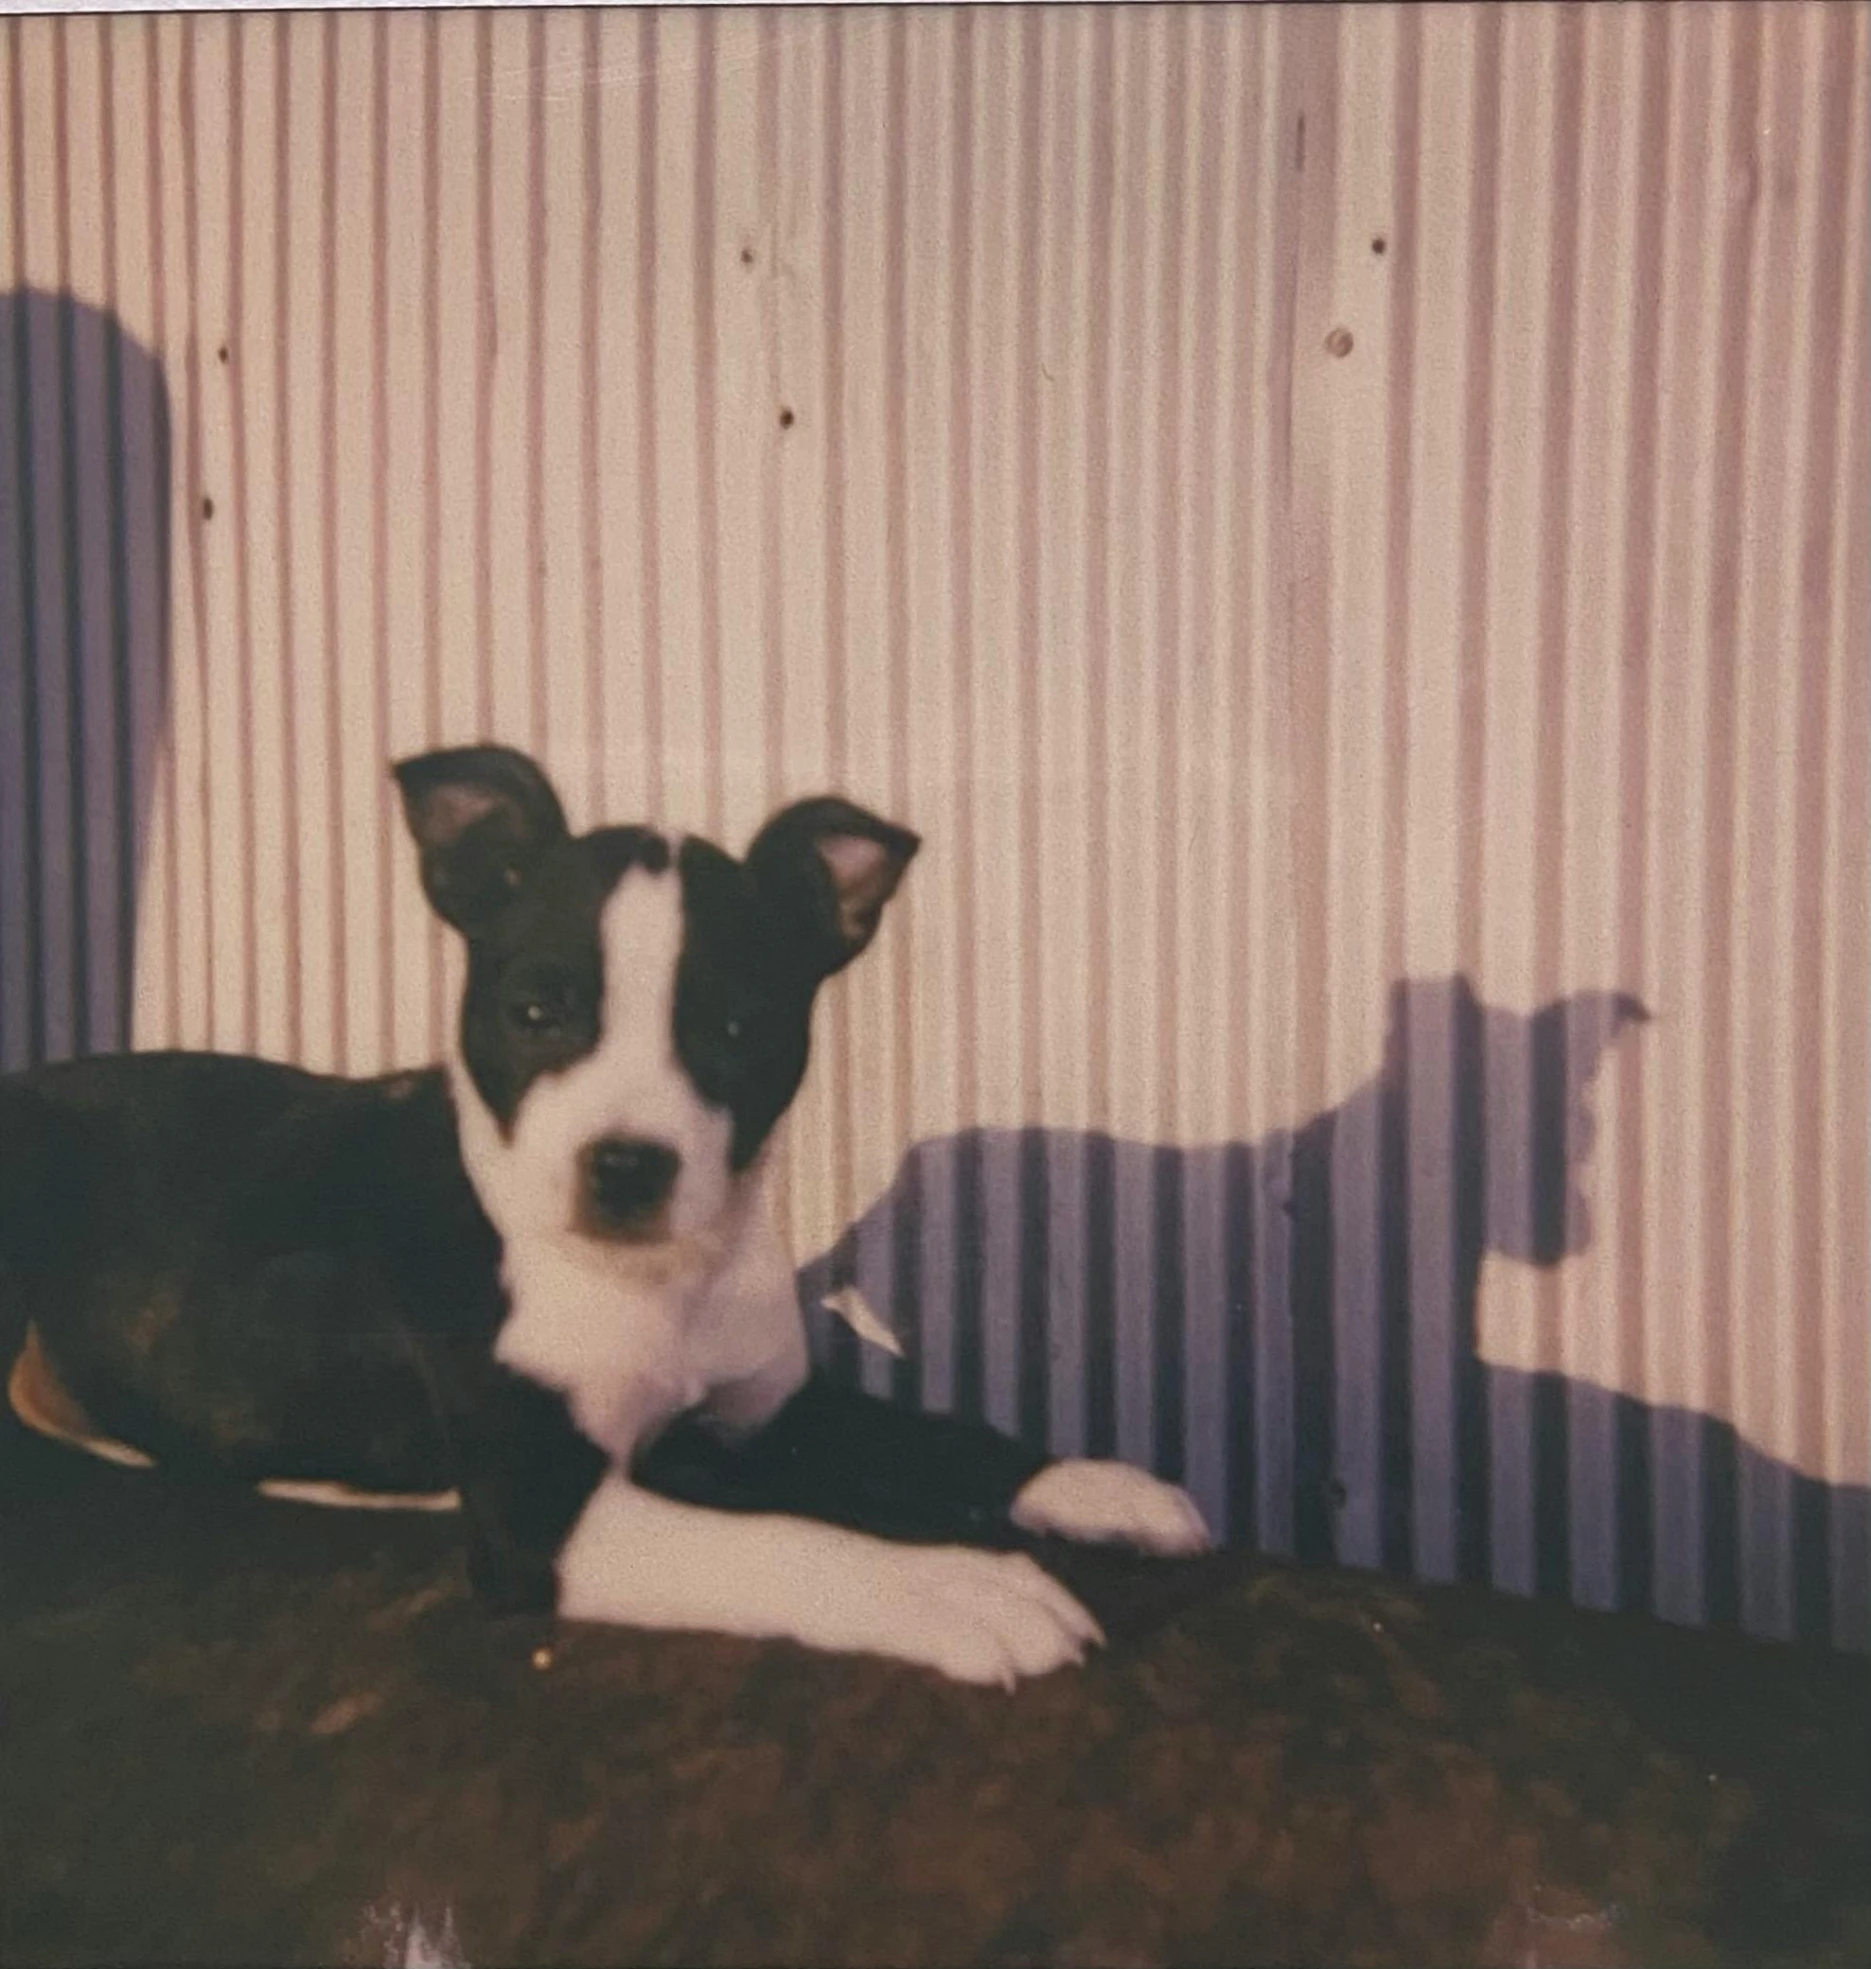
[860,1546,1105,1688]
[1009,1459,1212,1556]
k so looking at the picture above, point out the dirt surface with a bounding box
[4,1406,1868,1969]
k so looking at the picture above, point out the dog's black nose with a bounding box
[582,1135,681,1232]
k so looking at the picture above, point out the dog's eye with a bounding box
[506,980,575,1035]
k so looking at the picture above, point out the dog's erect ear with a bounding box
[392,746,569,937]
[745,796,920,980]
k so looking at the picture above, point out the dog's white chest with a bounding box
[492,1245,708,1455]
[491,1202,803,1461]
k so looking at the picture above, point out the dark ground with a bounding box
[4,1406,1868,1969]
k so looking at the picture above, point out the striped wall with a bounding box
[0,3,1866,1650]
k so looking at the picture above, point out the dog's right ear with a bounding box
[744,796,920,982]
[392,746,569,937]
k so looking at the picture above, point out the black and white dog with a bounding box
[1,746,1204,1685]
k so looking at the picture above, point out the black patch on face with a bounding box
[458,827,669,1136]
[672,838,822,1171]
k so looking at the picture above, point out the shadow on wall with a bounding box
[0,290,171,1070]
[801,976,1866,1649]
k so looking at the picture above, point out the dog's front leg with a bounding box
[693,1374,1212,1559]
[688,1230,1212,1557]
[555,1473,1103,1687]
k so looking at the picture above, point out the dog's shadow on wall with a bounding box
[0,288,171,1070]
[802,976,1864,1645]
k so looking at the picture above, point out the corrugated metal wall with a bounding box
[0,3,1865,1650]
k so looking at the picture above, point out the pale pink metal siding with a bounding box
[0,4,1865,1649]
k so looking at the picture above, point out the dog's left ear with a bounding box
[745,797,920,980]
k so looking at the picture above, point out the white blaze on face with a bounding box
[452,861,736,1255]
[450,860,753,1453]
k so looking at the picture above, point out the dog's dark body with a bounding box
[1,749,1201,1683]
[4,1052,582,1606]
[0,1052,1057,1614]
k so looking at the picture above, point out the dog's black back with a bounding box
[0,1053,497,1491]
